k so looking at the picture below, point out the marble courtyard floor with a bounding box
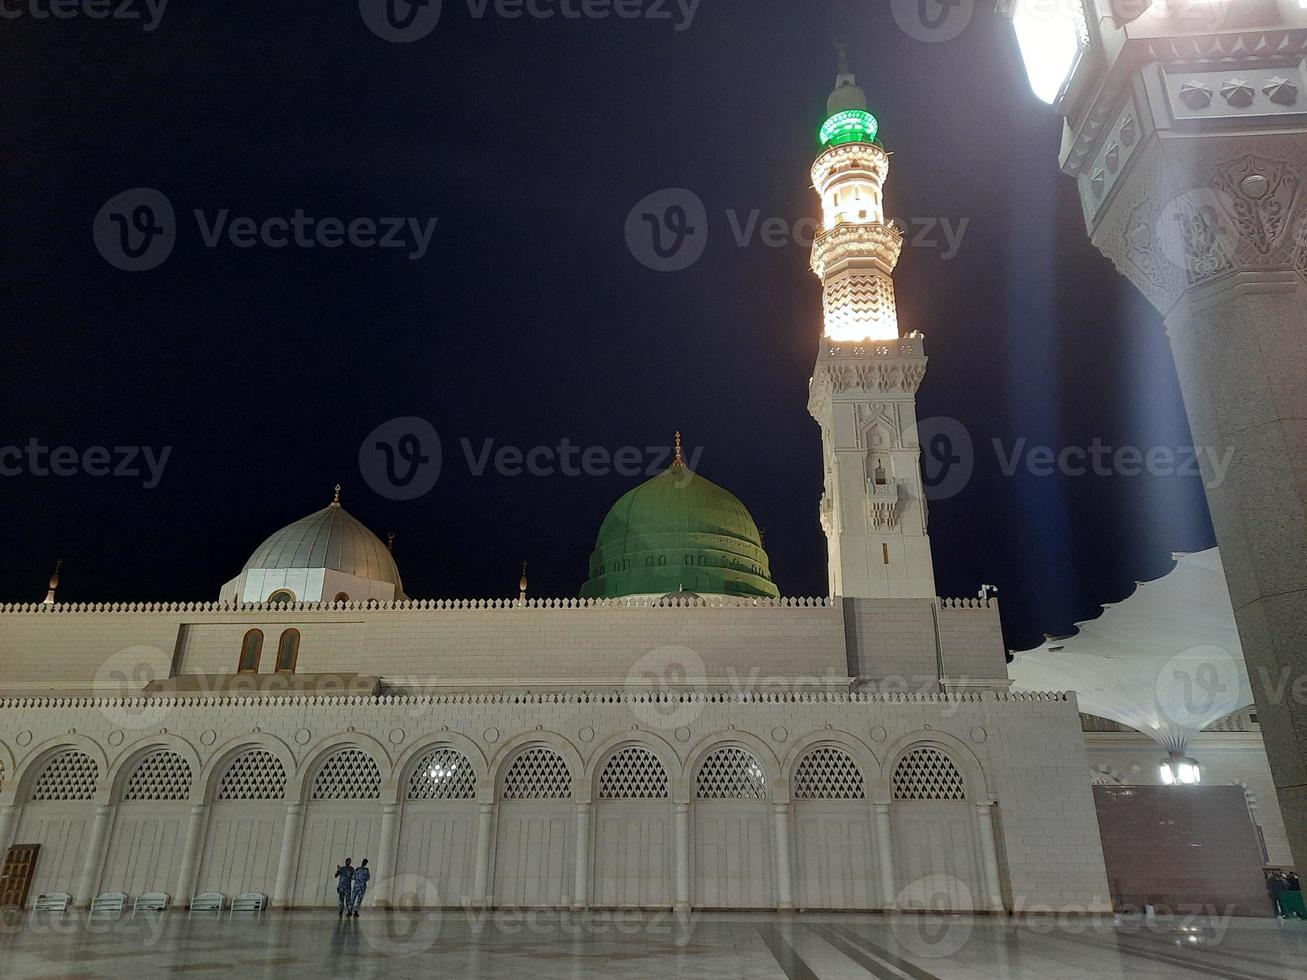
[1,908,1304,979]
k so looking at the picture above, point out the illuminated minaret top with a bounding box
[811,41,902,342]
[808,46,936,600]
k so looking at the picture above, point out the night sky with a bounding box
[2,0,1214,650]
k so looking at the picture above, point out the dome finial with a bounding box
[835,36,850,75]
[333,484,342,505]
[519,561,529,603]
[42,558,62,605]
[674,431,684,467]
[387,531,396,554]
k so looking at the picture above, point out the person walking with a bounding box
[334,858,355,917]
[349,859,371,917]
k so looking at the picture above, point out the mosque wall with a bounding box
[0,690,1110,914]
[0,597,1007,697]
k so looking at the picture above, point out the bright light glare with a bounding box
[1159,763,1175,785]
[1012,0,1085,104]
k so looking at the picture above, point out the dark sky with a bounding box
[1,0,1214,650]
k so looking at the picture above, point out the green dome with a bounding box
[580,458,779,600]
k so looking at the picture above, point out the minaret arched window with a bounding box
[275,629,300,673]
[238,629,263,673]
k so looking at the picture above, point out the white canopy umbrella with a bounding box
[1009,549,1253,759]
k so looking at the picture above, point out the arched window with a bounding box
[217,749,287,801]
[334,592,350,604]
[793,746,866,800]
[29,751,99,802]
[501,747,571,800]
[266,589,295,605]
[238,629,263,673]
[123,750,192,802]
[275,629,300,672]
[311,748,382,801]
[892,746,967,801]
[407,748,476,801]
[598,746,668,800]
[696,746,767,800]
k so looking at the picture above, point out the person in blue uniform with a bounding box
[334,858,354,917]
[349,859,371,917]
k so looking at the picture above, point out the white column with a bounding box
[174,803,208,907]
[272,802,303,910]
[472,802,494,908]
[975,802,1005,914]
[772,802,794,910]
[75,804,113,908]
[874,802,896,910]
[573,801,592,910]
[673,802,690,912]
[374,803,400,909]
[0,804,18,855]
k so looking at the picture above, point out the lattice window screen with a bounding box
[501,747,571,800]
[793,746,866,800]
[311,748,382,800]
[892,746,967,801]
[598,746,669,800]
[217,749,288,801]
[30,751,99,802]
[124,751,193,802]
[696,746,767,800]
[408,748,476,801]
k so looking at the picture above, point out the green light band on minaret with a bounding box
[820,109,878,148]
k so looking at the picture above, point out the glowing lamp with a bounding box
[820,109,879,148]
[1159,753,1202,786]
[1008,0,1089,105]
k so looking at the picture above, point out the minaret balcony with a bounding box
[811,222,903,279]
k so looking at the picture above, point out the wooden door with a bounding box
[1,845,40,909]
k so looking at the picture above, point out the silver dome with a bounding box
[242,500,403,592]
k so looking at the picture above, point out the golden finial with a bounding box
[387,531,396,554]
[333,484,342,505]
[519,561,529,603]
[42,559,62,605]
[673,431,684,466]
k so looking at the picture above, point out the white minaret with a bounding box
[807,45,937,600]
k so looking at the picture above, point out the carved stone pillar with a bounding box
[75,804,113,908]
[472,802,494,908]
[673,802,691,912]
[1059,13,1307,868]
